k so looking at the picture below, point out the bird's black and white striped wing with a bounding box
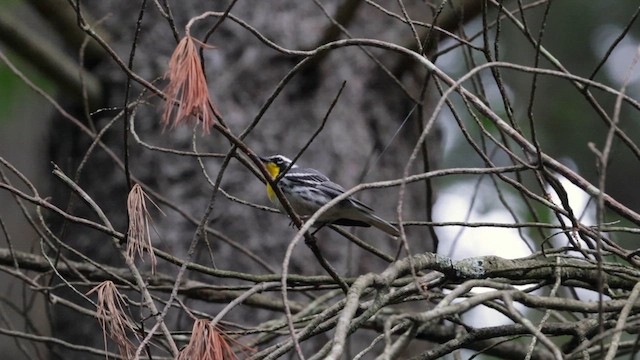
[286,167,331,184]
[316,180,375,213]
[287,167,375,212]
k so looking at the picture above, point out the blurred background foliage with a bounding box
[1,0,640,358]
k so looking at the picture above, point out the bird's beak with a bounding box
[259,156,269,163]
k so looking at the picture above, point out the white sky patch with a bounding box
[592,24,640,86]
[434,181,535,329]
[432,169,604,330]
[544,170,604,302]
[438,108,460,157]
[546,171,596,229]
[434,181,533,260]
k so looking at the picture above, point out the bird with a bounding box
[259,155,400,237]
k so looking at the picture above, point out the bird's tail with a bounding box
[363,213,400,237]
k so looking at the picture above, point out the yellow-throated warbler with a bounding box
[259,155,400,237]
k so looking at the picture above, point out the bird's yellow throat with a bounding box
[265,163,280,202]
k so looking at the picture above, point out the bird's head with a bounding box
[259,154,296,178]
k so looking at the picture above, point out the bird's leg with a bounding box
[289,215,310,228]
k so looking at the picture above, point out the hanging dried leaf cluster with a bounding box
[162,35,217,133]
[126,183,158,274]
[177,319,243,360]
[87,281,137,359]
